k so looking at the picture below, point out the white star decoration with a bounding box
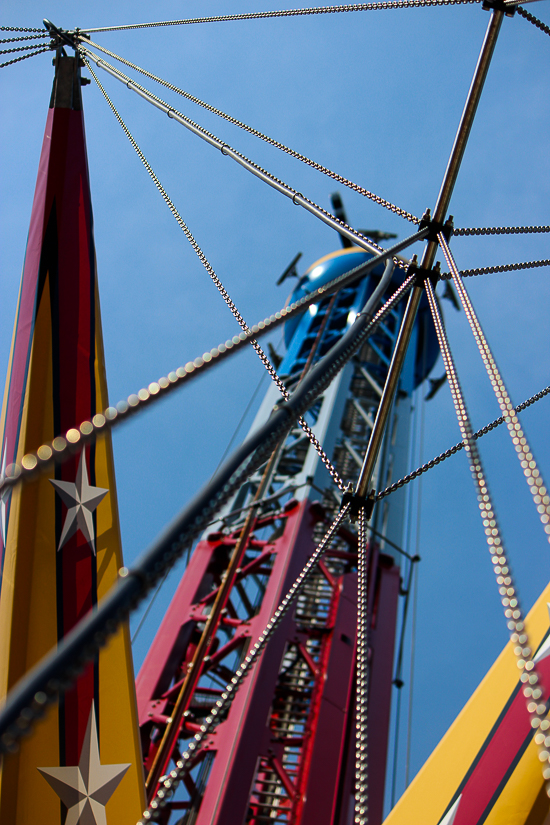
[38,705,130,825]
[50,452,108,554]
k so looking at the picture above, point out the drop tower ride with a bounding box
[136,234,439,824]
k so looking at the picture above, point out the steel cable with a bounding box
[439,233,550,544]
[81,37,419,224]
[81,46,408,266]
[454,224,550,236]
[0,231,423,498]
[0,258,413,756]
[0,42,50,55]
[517,5,550,36]
[354,506,369,825]
[0,46,49,69]
[80,0,480,33]
[440,257,550,279]
[376,385,550,500]
[425,277,550,796]
[0,33,48,44]
[140,503,350,822]
[84,56,346,490]
[0,26,46,33]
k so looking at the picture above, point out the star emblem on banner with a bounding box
[38,705,130,825]
[50,451,108,554]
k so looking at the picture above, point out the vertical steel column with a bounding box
[354,8,504,499]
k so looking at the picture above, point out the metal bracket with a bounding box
[418,209,454,245]
[43,19,80,51]
[406,257,441,289]
[481,0,516,17]
[341,485,375,521]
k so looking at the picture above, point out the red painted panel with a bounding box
[301,574,357,825]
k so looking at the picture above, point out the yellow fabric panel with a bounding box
[0,273,145,822]
[93,284,146,820]
[384,582,550,825]
[0,271,61,823]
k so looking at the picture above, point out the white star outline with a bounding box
[50,451,108,554]
[38,705,130,825]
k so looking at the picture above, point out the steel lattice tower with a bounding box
[136,243,438,824]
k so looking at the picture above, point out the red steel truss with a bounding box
[136,496,399,824]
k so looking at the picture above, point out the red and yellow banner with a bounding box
[384,584,550,825]
[0,55,145,824]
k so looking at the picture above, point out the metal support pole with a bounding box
[355,286,422,499]
[423,7,504,272]
[354,8,504,501]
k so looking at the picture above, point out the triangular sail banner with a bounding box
[0,54,145,823]
[383,582,550,825]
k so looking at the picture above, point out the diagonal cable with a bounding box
[80,0,480,34]
[516,5,550,36]
[139,502,350,820]
[0,42,50,55]
[454,224,550,236]
[0,33,48,44]
[0,272,413,753]
[0,234,423,497]
[376,384,550,500]
[84,55,346,490]
[81,37,419,224]
[354,506,370,825]
[439,232,550,544]
[0,46,49,69]
[81,46,410,265]
[0,26,46,33]
[425,276,550,794]
[440,257,550,279]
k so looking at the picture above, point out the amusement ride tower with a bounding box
[136,232,439,824]
[1,7,550,825]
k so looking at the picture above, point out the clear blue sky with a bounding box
[1,0,549,812]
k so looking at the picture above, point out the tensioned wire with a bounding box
[454,224,550,236]
[80,0,481,34]
[425,277,550,796]
[439,232,550,544]
[376,384,550,499]
[0,46,49,69]
[0,271,414,753]
[79,37,419,224]
[0,228,425,497]
[0,33,48,44]
[140,502,351,822]
[0,26,46,33]
[516,5,550,36]
[84,55,347,491]
[80,45,411,264]
[440,257,550,279]
[0,43,50,55]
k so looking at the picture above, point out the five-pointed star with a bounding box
[50,451,108,554]
[38,705,130,825]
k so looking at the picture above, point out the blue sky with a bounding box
[1,0,550,811]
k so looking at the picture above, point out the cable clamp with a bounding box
[407,256,441,289]
[341,484,375,521]
[481,0,516,17]
[43,19,79,51]
[418,209,454,245]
